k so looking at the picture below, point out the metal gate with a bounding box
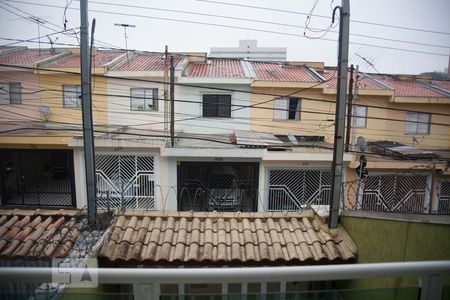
[177,162,259,212]
[267,169,332,211]
[0,149,75,207]
[361,174,429,213]
[437,180,450,214]
[95,154,155,209]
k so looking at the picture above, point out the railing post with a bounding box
[419,274,443,300]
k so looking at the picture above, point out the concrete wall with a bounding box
[176,83,251,134]
[0,69,42,124]
[337,214,450,299]
[107,77,166,131]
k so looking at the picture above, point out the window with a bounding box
[130,88,158,111]
[63,85,82,108]
[0,82,21,104]
[202,94,231,118]
[353,105,367,128]
[405,112,430,134]
[273,97,301,120]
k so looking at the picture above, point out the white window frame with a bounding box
[405,112,430,135]
[273,97,301,121]
[130,88,159,111]
[0,82,22,104]
[353,105,367,128]
[63,85,82,108]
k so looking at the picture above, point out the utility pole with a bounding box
[114,23,135,64]
[351,65,360,148]
[170,55,175,147]
[329,0,350,228]
[80,0,96,224]
[345,64,354,152]
[164,46,169,135]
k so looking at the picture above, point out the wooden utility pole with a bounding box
[164,46,169,135]
[170,55,175,147]
[345,64,354,152]
[80,0,96,224]
[329,0,350,229]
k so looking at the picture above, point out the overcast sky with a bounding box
[0,0,449,75]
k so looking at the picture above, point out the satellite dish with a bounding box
[356,136,367,152]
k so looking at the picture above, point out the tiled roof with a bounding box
[110,53,182,71]
[184,59,246,78]
[323,69,387,90]
[47,51,124,68]
[251,62,320,82]
[431,80,450,93]
[0,209,83,259]
[99,209,357,266]
[0,49,60,66]
[371,75,447,98]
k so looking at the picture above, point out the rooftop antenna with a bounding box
[29,16,45,55]
[114,23,135,64]
[46,35,58,52]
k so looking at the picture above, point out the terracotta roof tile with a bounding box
[99,210,357,266]
[0,49,61,66]
[110,53,182,71]
[252,62,320,82]
[0,209,84,259]
[47,51,124,68]
[371,75,447,97]
[431,80,450,93]
[323,69,387,90]
[184,59,246,78]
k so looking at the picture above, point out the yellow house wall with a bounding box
[38,73,108,125]
[249,87,336,142]
[250,86,450,149]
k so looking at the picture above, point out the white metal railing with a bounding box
[0,261,449,300]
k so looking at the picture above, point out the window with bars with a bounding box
[63,85,82,108]
[273,97,301,120]
[0,82,22,104]
[130,88,158,111]
[202,94,232,118]
[353,105,367,128]
[405,112,430,134]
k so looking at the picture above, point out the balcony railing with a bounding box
[0,261,449,300]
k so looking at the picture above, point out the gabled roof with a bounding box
[0,47,63,66]
[46,50,124,68]
[184,59,247,78]
[251,62,320,82]
[110,52,183,71]
[431,80,450,93]
[99,209,357,266]
[322,69,389,90]
[370,75,448,98]
[0,209,84,260]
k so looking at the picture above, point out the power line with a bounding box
[2,62,450,120]
[194,0,450,36]
[2,0,449,57]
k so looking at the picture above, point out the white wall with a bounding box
[107,77,166,131]
[175,83,251,134]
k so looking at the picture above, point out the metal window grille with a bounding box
[130,88,158,111]
[63,85,82,108]
[95,154,155,210]
[0,150,75,207]
[0,82,21,104]
[267,169,332,211]
[437,180,450,214]
[361,174,429,213]
[405,112,430,134]
[177,162,258,212]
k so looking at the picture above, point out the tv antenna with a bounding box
[114,23,136,64]
[46,35,58,52]
[29,16,46,55]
